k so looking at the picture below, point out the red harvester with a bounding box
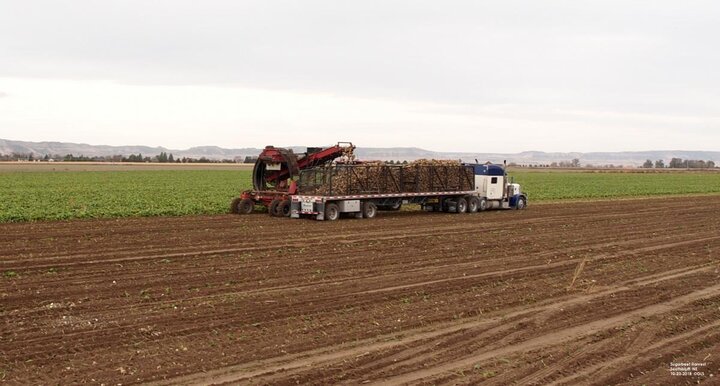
[230,142,355,216]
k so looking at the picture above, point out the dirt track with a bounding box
[2,196,719,385]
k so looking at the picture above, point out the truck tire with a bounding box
[325,202,340,221]
[268,199,281,217]
[516,197,527,210]
[230,197,241,214]
[455,197,468,213]
[237,198,254,214]
[467,197,479,213]
[362,201,377,219]
[278,200,291,217]
[478,198,488,212]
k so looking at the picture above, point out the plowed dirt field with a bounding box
[2,196,719,385]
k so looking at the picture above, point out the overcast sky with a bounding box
[1,0,719,152]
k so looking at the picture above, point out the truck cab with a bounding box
[465,163,527,210]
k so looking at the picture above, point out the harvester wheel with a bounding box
[467,197,479,213]
[362,201,377,219]
[268,199,281,217]
[325,203,340,221]
[478,198,488,211]
[230,198,241,214]
[237,198,254,214]
[278,200,291,217]
[455,197,468,213]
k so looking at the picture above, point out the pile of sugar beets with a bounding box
[300,159,474,195]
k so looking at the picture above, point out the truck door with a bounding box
[487,176,503,199]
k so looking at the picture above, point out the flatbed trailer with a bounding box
[290,163,527,220]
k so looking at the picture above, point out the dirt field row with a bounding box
[1,196,719,385]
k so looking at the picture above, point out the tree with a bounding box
[708,160,716,168]
[654,159,665,168]
[571,158,581,168]
[642,159,653,168]
[668,158,683,168]
[168,153,174,163]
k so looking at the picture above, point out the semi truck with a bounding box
[290,162,527,220]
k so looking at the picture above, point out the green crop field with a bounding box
[508,171,720,201]
[0,170,251,222]
[1,168,719,222]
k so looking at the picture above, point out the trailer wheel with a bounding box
[237,198,255,214]
[230,197,241,214]
[325,202,340,221]
[478,198,488,212]
[516,197,527,210]
[362,201,377,219]
[278,200,291,217]
[455,197,468,213]
[268,199,281,217]
[467,197,479,213]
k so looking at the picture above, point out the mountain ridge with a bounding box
[1,138,718,166]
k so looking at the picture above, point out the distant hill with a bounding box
[1,138,718,166]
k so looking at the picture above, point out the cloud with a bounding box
[1,1,719,110]
[0,92,8,98]
[0,1,718,151]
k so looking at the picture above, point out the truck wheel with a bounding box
[455,197,468,213]
[237,198,254,214]
[268,199,281,217]
[362,201,377,219]
[516,197,527,210]
[278,200,291,217]
[325,202,340,221]
[467,197,479,213]
[479,198,488,212]
[230,197,241,214]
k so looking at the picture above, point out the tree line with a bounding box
[642,158,716,169]
[0,152,241,163]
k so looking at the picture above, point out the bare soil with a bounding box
[1,196,719,385]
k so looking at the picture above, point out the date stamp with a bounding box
[669,362,706,377]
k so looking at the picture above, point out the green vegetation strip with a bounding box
[509,171,720,201]
[1,169,720,222]
[0,170,250,222]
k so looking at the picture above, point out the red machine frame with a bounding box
[230,142,355,216]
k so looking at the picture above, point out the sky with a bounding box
[0,0,719,153]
